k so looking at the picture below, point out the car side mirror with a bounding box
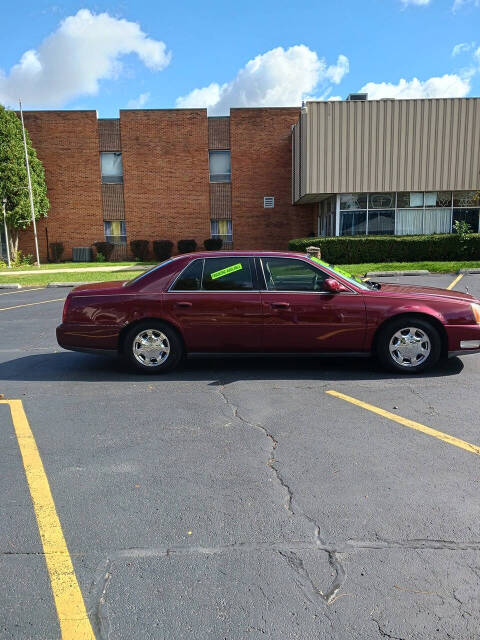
[323,278,349,293]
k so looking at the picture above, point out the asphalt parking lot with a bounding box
[1,274,480,640]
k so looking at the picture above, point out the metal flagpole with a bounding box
[19,99,41,267]
[2,198,11,268]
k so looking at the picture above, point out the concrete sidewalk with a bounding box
[0,264,153,276]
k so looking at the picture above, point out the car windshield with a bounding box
[307,255,371,291]
[123,260,174,287]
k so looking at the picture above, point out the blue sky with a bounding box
[0,0,479,116]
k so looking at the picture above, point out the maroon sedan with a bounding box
[57,251,480,374]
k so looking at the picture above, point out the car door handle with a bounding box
[271,302,290,309]
[175,301,192,308]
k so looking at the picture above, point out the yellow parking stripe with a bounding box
[326,390,480,456]
[0,298,64,312]
[0,399,95,639]
[447,274,463,290]
[0,287,45,296]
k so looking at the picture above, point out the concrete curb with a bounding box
[46,282,99,287]
[459,268,480,274]
[0,283,22,289]
[365,270,430,277]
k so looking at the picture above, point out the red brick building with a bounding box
[15,107,315,261]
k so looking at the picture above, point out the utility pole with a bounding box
[19,99,41,267]
[2,198,11,268]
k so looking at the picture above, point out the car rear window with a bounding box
[171,259,203,291]
[202,258,253,290]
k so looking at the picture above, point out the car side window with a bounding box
[261,257,328,292]
[202,258,254,291]
[171,259,203,291]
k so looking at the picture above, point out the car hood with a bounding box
[374,282,476,303]
[72,281,128,294]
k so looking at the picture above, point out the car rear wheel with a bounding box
[376,317,441,373]
[124,321,183,373]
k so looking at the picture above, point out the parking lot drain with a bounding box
[326,390,480,456]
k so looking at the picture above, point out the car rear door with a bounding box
[164,257,262,352]
[258,257,367,353]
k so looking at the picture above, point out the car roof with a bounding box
[177,250,309,260]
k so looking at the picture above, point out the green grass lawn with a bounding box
[0,271,135,286]
[337,261,480,275]
[2,260,480,286]
[0,261,154,271]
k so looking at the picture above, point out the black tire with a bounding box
[376,317,442,374]
[123,321,184,373]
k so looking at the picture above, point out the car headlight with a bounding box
[471,303,480,324]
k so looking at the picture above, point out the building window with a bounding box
[368,193,395,209]
[452,209,480,233]
[338,191,478,237]
[453,191,480,208]
[339,193,367,210]
[210,219,232,243]
[209,151,231,182]
[397,192,424,208]
[101,152,123,184]
[424,192,452,208]
[340,211,367,236]
[368,210,395,235]
[104,220,126,244]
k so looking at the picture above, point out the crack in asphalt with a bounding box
[216,385,293,514]
[88,557,112,640]
[372,618,406,640]
[215,384,346,605]
[5,537,480,558]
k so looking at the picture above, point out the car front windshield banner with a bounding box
[308,255,369,290]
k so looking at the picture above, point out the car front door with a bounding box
[259,257,367,353]
[164,256,262,352]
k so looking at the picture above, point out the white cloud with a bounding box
[360,73,471,99]
[176,45,349,115]
[453,0,479,11]
[127,92,151,108]
[400,0,431,5]
[452,42,476,56]
[0,9,171,108]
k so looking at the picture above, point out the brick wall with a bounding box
[18,107,313,262]
[120,109,210,254]
[230,108,315,250]
[18,111,103,261]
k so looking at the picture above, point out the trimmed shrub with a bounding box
[204,238,223,251]
[288,234,480,264]
[49,242,64,263]
[177,239,197,254]
[130,239,150,261]
[93,241,114,261]
[153,240,174,262]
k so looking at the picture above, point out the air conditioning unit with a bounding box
[346,93,368,101]
[73,247,93,262]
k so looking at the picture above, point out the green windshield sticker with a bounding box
[310,256,332,269]
[210,263,243,280]
[310,255,359,283]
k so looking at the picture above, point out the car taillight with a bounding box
[62,295,72,323]
[472,303,480,324]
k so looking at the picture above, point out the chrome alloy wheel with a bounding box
[132,329,170,367]
[389,326,431,368]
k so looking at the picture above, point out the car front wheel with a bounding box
[376,317,441,373]
[124,321,183,373]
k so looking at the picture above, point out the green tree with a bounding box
[0,105,49,261]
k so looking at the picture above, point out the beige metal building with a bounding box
[292,97,480,237]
